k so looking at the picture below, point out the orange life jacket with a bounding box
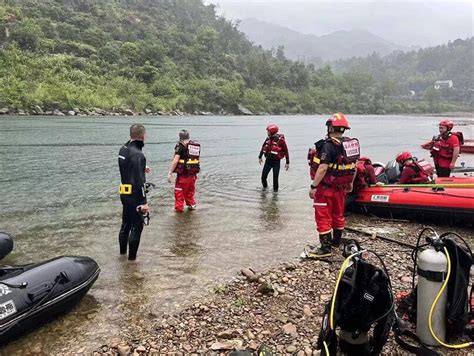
[262,134,286,160]
[174,141,201,175]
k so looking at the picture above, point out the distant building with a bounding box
[434,80,453,89]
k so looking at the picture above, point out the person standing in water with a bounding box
[258,124,290,192]
[167,130,201,212]
[118,124,149,261]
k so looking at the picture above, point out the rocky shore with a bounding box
[0,104,257,117]
[91,222,472,356]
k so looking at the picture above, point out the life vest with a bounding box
[174,141,201,175]
[321,137,360,187]
[308,139,325,179]
[262,134,286,160]
[404,159,433,183]
[430,132,463,161]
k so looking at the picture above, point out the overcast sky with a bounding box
[206,0,473,47]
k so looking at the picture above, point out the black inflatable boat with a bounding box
[0,233,100,344]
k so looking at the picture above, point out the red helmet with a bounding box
[439,120,454,131]
[266,124,279,135]
[396,151,412,164]
[326,112,350,129]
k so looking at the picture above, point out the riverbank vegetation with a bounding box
[0,0,471,115]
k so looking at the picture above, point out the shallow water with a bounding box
[0,115,472,353]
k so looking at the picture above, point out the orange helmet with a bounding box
[266,124,279,135]
[439,120,454,131]
[326,112,350,130]
[396,151,412,164]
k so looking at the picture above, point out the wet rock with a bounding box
[117,344,130,356]
[401,276,411,283]
[33,105,44,115]
[0,107,9,115]
[124,109,135,116]
[240,268,259,282]
[136,345,146,352]
[282,323,298,337]
[217,330,235,339]
[67,110,76,116]
[248,341,258,350]
[53,109,65,116]
[210,339,243,350]
[303,305,314,318]
[257,282,274,295]
[287,345,297,353]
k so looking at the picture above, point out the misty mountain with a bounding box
[238,18,409,62]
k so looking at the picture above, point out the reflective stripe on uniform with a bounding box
[313,203,327,207]
[178,159,199,164]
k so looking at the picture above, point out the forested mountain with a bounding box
[238,18,408,63]
[332,38,474,98]
[0,0,470,115]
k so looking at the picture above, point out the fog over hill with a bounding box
[208,0,473,48]
[238,18,409,62]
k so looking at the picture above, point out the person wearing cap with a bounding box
[430,120,461,177]
[258,124,289,192]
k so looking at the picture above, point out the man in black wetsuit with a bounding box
[118,124,149,261]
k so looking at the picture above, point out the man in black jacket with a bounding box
[118,124,149,261]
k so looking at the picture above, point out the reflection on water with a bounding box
[259,191,282,230]
[0,115,472,353]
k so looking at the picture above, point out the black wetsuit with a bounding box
[118,140,147,260]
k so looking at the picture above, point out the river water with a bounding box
[0,115,472,353]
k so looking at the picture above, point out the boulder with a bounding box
[236,104,253,115]
[0,107,9,115]
[33,105,44,115]
[53,109,65,116]
[66,110,75,116]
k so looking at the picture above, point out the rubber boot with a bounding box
[118,225,130,255]
[307,232,333,258]
[332,229,343,247]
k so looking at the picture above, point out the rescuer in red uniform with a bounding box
[396,151,432,184]
[167,130,201,212]
[429,120,461,177]
[306,113,360,258]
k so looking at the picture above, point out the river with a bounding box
[0,114,472,353]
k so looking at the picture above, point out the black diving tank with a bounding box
[416,243,447,345]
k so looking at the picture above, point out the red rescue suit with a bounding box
[430,132,461,169]
[174,141,200,212]
[353,159,377,192]
[313,137,359,234]
[398,160,432,184]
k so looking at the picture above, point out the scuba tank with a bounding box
[395,228,473,354]
[416,241,447,345]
